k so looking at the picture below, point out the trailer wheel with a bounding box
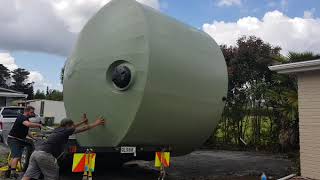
[20,146,32,172]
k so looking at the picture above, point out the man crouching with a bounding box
[22,114,105,180]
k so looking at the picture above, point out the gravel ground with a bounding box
[0,144,294,180]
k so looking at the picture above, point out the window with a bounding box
[2,108,24,118]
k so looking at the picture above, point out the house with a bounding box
[0,87,28,107]
[270,59,320,179]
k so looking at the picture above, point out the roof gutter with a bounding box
[0,87,24,94]
[269,59,320,74]
[0,92,28,98]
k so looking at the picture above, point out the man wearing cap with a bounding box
[22,114,105,180]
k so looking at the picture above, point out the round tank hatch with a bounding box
[107,60,135,91]
[112,65,131,89]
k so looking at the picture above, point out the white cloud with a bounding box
[28,71,44,83]
[51,0,110,33]
[304,8,316,19]
[0,52,56,90]
[203,10,320,54]
[0,0,75,56]
[0,0,160,56]
[28,71,55,91]
[0,52,18,71]
[216,0,242,7]
[51,0,160,33]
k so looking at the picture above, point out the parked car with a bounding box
[0,106,42,145]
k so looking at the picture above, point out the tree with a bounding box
[266,52,320,151]
[60,66,65,84]
[46,89,63,101]
[11,68,34,99]
[219,36,281,146]
[265,72,298,151]
[46,86,50,96]
[0,64,11,88]
[287,52,320,63]
[34,90,46,99]
[210,35,320,152]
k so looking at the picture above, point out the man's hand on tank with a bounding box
[95,117,105,126]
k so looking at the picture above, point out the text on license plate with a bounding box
[120,147,136,153]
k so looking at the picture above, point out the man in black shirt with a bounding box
[22,114,105,180]
[7,106,42,178]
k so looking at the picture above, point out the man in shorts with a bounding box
[22,114,105,180]
[7,106,42,178]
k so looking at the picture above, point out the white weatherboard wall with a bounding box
[29,100,66,124]
[298,70,320,179]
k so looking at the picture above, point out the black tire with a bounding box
[20,146,33,172]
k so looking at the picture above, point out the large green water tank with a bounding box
[64,0,227,154]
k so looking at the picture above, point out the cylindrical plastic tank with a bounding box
[64,0,227,154]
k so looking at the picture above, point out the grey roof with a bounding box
[269,59,320,74]
[0,92,28,98]
[0,87,24,94]
[0,87,27,98]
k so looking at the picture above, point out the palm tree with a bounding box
[268,52,319,151]
[287,51,320,63]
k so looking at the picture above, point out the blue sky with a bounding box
[1,0,319,91]
[12,51,65,90]
[162,0,320,27]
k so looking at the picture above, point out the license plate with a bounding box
[120,146,136,154]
